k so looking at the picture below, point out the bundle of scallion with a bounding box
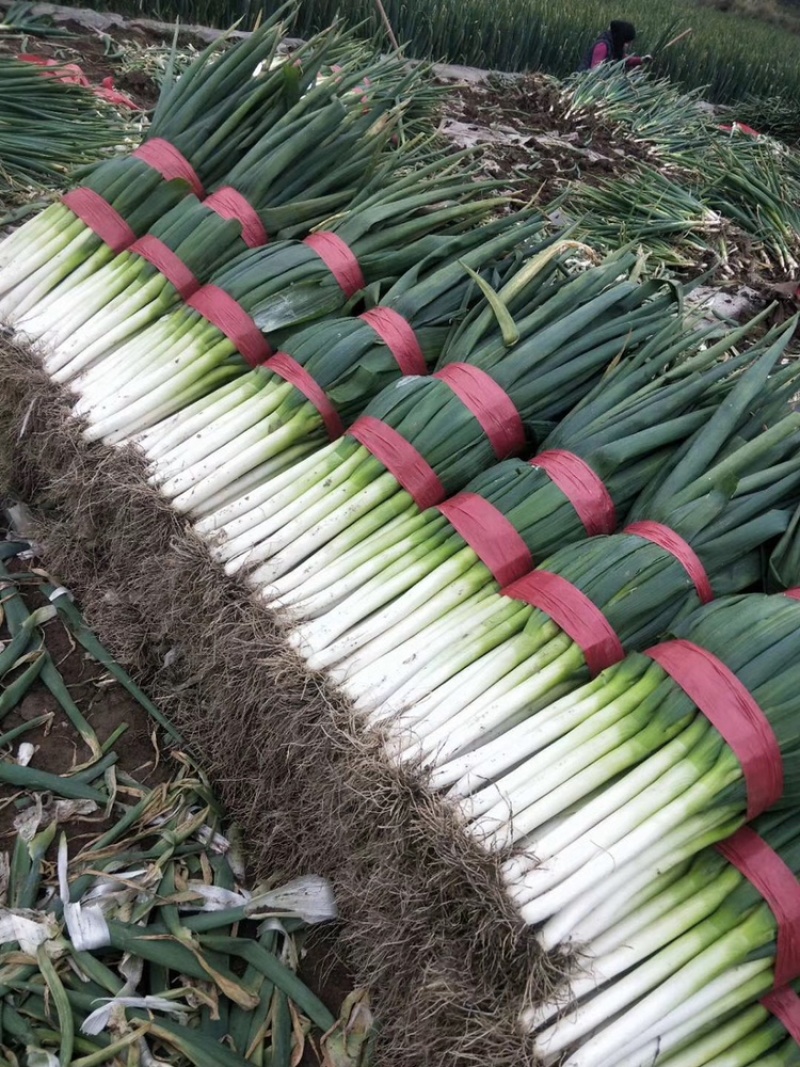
[338,334,800,744]
[14,51,424,360]
[136,213,548,515]
[526,801,800,1066]
[281,311,771,669]
[201,249,681,581]
[449,591,800,941]
[60,152,509,443]
[0,15,337,313]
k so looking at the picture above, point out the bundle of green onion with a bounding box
[16,51,422,364]
[458,582,800,938]
[0,56,132,196]
[281,312,769,669]
[0,13,315,310]
[139,214,548,516]
[338,336,800,742]
[202,249,679,581]
[527,802,800,1066]
[61,152,508,444]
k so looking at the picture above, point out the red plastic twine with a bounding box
[434,363,526,460]
[501,570,624,676]
[128,235,199,300]
[61,188,136,254]
[303,233,365,298]
[762,986,800,1043]
[186,286,271,367]
[132,139,204,198]
[645,640,782,819]
[359,307,426,376]
[717,827,800,989]
[348,415,445,511]
[204,187,268,249]
[265,353,343,440]
[532,450,617,537]
[437,493,533,587]
[785,588,800,601]
[625,521,714,604]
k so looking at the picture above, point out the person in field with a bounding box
[579,20,650,71]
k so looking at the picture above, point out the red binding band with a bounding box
[129,235,199,300]
[762,986,800,1043]
[645,640,782,819]
[785,588,800,602]
[265,352,343,440]
[348,415,445,510]
[303,232,365,298]
[501,570,624,676]
[625,521,713,604]
[359,307,426,376]
[717,827,800,988]
[186,286,271,367]
[532,450,617,537]
[204,187,268,249]
[437,494,533,587]
[434,363,525,460]
[132,139,204,198]
[61,188,136,254]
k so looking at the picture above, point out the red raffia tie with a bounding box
[303,232,365,298]
[717,827,800,988]
[264,353,343,440]
[61,188,136,254]
[359,307,426,376]
[501,570,624,676]
[762,986,800,1044]
[348,415,445,511]
[437,493,533,588]
[204,187,268,249]
[624,521,714,604]
[785,588,800,602]
[645,639,783,819]
[434,363,525,460]
[128,235,199,300]
[532,450,617,536]
[132,139,204,198]
[186,286,271,367]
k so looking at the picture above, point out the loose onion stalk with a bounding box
[312,324,800,732]
[281,311,770,667]
[142,214,548,513]
[0,11,313,311]
[66,151,507,442]
[17,51,420,359]
[201,249,672,580]
[527,807,800,1067]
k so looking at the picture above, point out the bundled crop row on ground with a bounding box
[4,13,800,1067]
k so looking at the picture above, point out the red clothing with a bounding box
[588,41,644,69]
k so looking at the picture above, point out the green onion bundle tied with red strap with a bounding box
[523,794,800,1067]
[278,311,772,669]
[138,214,549,517]
[61,150,508,444]
[332,331,800,748]
[201,249,680,579]
[0,11,330,314]
[15,50,427,370]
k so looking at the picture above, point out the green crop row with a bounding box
[90,0,800,108]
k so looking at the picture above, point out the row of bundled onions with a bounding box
[5,12,800,1064]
